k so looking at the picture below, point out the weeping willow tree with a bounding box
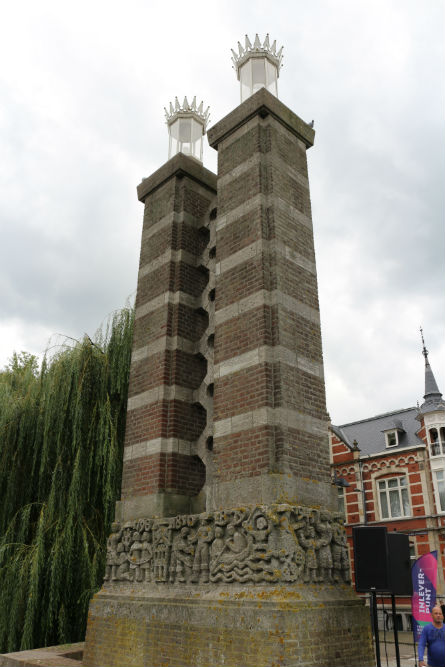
[0,307,134,653]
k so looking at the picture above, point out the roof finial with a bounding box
[420,326,428,361]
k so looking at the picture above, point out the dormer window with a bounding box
[385,430,398,448]
[383,423,405,448]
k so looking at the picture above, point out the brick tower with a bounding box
[83,36,374,667]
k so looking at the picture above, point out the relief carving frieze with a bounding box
[103,505,351,586]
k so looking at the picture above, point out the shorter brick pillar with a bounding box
[116,153,217,522]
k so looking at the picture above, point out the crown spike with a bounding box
[253,34,261,49]
[270,39,277,55]
[174,97,180,111]
[237,41,244,56]
[191,96,197,111]
[197,101,203,114]
[263,34,270,50]
[245,34,253,50]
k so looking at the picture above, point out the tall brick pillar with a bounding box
[208,88,334,512]
[83,90,374,667]
[116,153,217,522]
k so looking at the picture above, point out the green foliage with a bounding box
[0,307,134,652]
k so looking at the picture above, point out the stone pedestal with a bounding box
[83,504,374,666]
[84,585,372,667]
[83,90,375,666]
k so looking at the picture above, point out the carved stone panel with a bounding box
[104,504,351,586]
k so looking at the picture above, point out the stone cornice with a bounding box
[137,153,217,203]
[207,88,315,150]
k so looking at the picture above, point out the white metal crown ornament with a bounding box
[231,34,283,102]
[164,96,210,162]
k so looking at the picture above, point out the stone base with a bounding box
[83,584,374,667]
[0,642,83,666]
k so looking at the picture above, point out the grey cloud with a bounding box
[1,0,443,424]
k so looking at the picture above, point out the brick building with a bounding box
[330,340,445,630]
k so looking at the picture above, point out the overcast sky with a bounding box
[1,0,444,424]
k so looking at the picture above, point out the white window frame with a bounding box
[434,469,445,513]
[337,486,345,516]
[385,430,399,448]
[378,476,411,519]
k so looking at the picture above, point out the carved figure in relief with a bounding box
[315,511,333,581]
[190,516,214,583]
[169,527,194,583]
[298,524,319,583]
[140,530,153,582]
[332,520,351,583]
[129,531,144,582]
[210,523,253,583]
[270,509,304,583]
[115,542,132,581]
[104,521,122,581]
[247,512,283,582]
[152,523,172,582]
[251,515,270,550]
[121,521,134,553]
[210,526,225,569]
[221,523,249,564]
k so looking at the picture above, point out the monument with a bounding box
[83,35,374,666]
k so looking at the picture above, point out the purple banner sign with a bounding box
[411,551,438,644]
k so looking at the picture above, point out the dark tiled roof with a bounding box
[420,353,445,415]
[425,360,441,396]
[420,359,445,414]
[335,407,425,457]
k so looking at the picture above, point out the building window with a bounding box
[429,427,445,457]
[378,476,410,519]
[337,487,345,515]
[385,430,398,448]
[435,470,445,512]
